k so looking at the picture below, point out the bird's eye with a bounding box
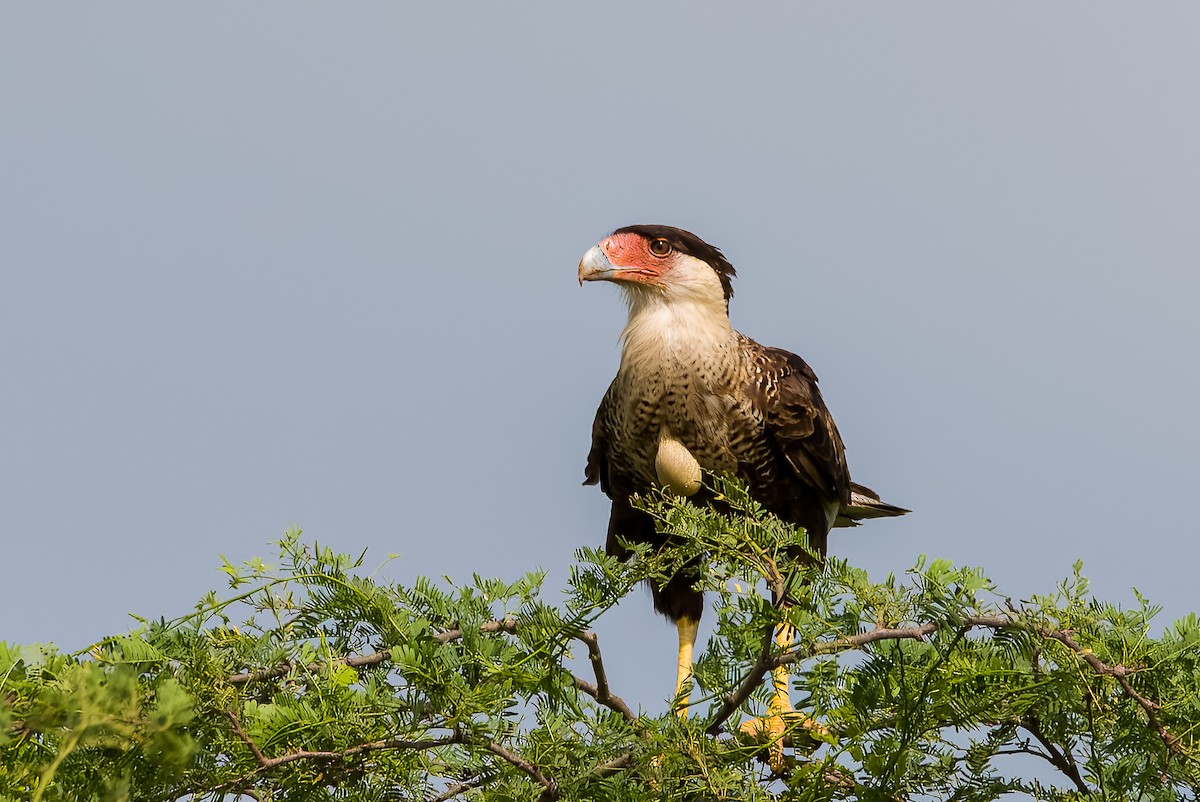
[648,239,671,257]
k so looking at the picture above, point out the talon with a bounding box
[739,711,789,774]
[738,709,828,774]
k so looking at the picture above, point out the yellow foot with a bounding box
[738,709,830,774]
[735,621,831,773]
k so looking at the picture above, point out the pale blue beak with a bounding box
[577,244,618,285]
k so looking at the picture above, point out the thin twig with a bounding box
[571,631,638,724]
[227,708,464,770]
[226,710,268,767]
[227,618,519,684]
[258,735,465,769]
[1021,716,1089,794]
[705,611,1181,760]
[428,773,496,802]
[486,741,559,800]
[785,615,1014,665]
[434,618,520,644]
[1044,628,1180,754]
[706,623,778,736]
[591,751,633,777]
[213,718,468,794]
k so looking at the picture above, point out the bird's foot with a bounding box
[737,700,830,775]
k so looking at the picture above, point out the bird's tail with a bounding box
[835,482,909,527]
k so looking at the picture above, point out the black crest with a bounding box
[613,224,737,303]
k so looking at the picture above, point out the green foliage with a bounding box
[2,478,1198,800]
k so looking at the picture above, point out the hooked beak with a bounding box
[578,244,619,285]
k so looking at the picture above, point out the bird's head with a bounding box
[578,225,736,312]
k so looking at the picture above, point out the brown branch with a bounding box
[486,740,559,800]
[1043,628,1180,754]
[1020,716,1089,794]
[786,615,1014,665]
[227,709,464,770]
[591,751,633,777]
[227,618,519,684]
[236,731,465,771]
[571,630,638,724]
[428,773,495,802]
[212,716,468,795]
[256,734,464,769]
[706,612,1004,735]
[221,616,634,794]
[706,612,1182,759]
[228,616,640,736]
[226,710,270,766]
[227,650,386,685]
[761,550,787,604]
[706,622,779,736]
[434,617,520,644]
[225,707,561,801]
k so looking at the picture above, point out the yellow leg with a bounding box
[739,624,795,740]
[768,623,794,716]
[737,622,827,774]
[674,616,699,717]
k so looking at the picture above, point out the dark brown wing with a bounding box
[583,380,617,496]
[744,343,852,545]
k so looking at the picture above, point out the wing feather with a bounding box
[747,344,851,509]
[583,380,617,496]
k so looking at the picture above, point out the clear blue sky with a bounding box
[2,5,1197,716]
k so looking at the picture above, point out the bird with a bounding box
[578,224,907,752]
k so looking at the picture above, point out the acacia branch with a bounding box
[706,620,779,736]
[225,711,269,766]
[486,740,559,800]
[226,618,519,684]
[428,773,496,802]
[227,615,641,738]
[1021,716,1089,794]
[225,708,561,801]
[796,615,1013,663]
[435,617,520,644]
[571,630,638,724]
[1044,628,1180,754]
[260,735,465,769]
[705,612,1182,758]
[211,715,468,795]
[704,617,985,734]
[756,546,787,604]
[228,714,466,772]
[591,751,633,777]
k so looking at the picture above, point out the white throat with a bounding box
[618,290,734,377]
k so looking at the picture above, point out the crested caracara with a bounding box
[579,224,907,749]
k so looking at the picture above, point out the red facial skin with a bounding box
[600,232,674,286]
